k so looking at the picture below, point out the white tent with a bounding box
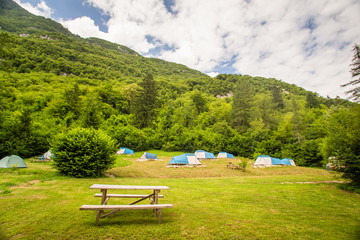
[254,155,296,167]
[195,150,216,160]
[253,155,273,167]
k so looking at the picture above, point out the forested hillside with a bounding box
[0,0,358,169]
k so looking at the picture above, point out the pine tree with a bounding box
[342,44,360,102]
[231,79,254,131]
[132,74,158,128]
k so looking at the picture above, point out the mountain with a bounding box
[0,0,355,168]
[0,0,73,36]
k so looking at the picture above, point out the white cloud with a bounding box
[14,0,53,18]
[59,16,106,39]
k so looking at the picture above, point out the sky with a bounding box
[14,0,360,99]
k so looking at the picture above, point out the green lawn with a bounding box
[1,152,360,240]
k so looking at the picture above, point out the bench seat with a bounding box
[80,204,173,225]
[94,193,164,198]
[80,204,172,211]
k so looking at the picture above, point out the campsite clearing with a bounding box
[0,151,359,240]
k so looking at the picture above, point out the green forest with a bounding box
[0,0,359,176]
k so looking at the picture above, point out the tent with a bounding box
[217,152,235,158]
[282,158,296,166]
[254,155,296,167]
[195,150,217,160]
[139,152,158,160]
[40,150,53,160]
[168,154,202,165]
[0,155,27,168]
[116,147,134,155]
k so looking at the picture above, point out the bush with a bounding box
[52,128,116,177]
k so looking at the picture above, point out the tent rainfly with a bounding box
[0,155,27,168]
[217,152,235,158]
[140,152,158,160]
[254,155,296,167]
[116,147,134,155]
[281,158,296,166]
[168,154,201,165]
[40,150,53,160]
[195,150,217,160]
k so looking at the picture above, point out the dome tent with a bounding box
[40,150,53,160]
[195,150,216,160]
[281,158,296,166]
[217,152,235,158]
[116,147,134,155]
[0,155,27,168]
[168,154,201,165]
[254,155,296,167]
[139,152,158,160]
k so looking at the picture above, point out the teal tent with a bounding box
[139,152,158,160]
[168,154,201,165]
[0,155,27,168]
[116,147,134,155]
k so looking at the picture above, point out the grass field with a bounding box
[1,151,360,240]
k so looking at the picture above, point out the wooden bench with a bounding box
[94,193,164,198]
[80,204,173,225]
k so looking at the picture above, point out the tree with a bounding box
[132,74,158,128]
[191,90,208,114]
[342,44,360,102]
[306,92,320,108]
[0,32,14,72]
[231,79,254,131]
[52,128,116,177]
[271,86,284,109]
[322,106,360,186]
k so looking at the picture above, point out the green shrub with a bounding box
[52,128,116,177]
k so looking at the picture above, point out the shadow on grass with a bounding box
[81,210,175,227]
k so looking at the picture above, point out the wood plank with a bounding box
[80,204,173,211]
[94,193,164,198]
[89,184,170,190]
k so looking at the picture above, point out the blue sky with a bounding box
[14,0,360,99]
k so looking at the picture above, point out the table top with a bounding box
[89,184,170,190]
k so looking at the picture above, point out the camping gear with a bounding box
[217,152,235,158]
[254,155,296,167]
[40,150,53,160]
[0,155,27,168]
[139,152,158,160]
[116,147,134,155]
[168,154,201,165]
[195,150,216,160]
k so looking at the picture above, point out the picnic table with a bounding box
[80,184,172,225]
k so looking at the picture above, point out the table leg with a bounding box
[96,189,107,225]
[153,190,160,216]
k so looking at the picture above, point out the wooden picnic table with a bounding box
[80,184,172,225]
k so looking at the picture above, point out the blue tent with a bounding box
[140,152,158,160]
[254,155,296,166]
[168,154,201,165]
[217,152,235,158]
[40,150,53,160]
[116,147,134,155]
[195,150,217,159]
